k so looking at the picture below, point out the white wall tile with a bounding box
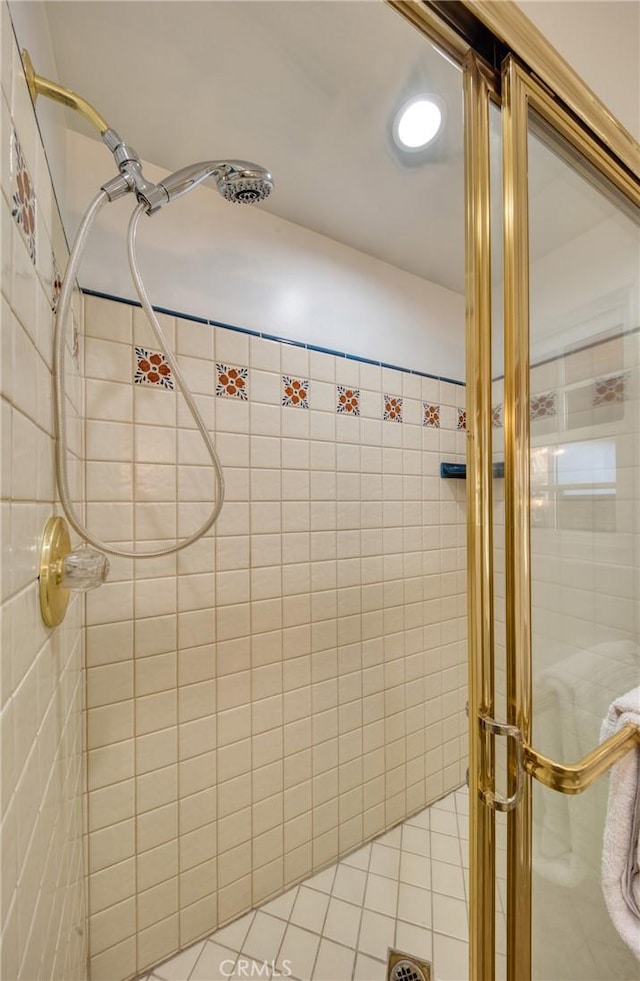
[1,9,87,978]
[77,246,469,973]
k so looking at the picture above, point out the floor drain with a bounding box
[387,948,432,981]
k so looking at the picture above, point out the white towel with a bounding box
[601,687,640,959]
[534,641,638,889]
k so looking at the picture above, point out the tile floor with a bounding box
[140,787,470,981]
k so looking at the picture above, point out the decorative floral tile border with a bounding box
[51,253,63,313]
[422,403,440,428]
[457,408,466,431]
[282,376,310,408]
[135,346,174,390]
[492,404,503,429]
[11,130,36,265]
[216,363,248,399]
[71,315,80,370]
[383,395,403,423]
[530,392,556,420]
[336,385,360,415]
[593,373,627,406]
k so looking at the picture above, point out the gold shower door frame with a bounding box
[498,56,639,981]
[387,0,640,981]
[462,49,499,981]
[467,45,640,981]
[389,3,639,978]
[466,49,639,981]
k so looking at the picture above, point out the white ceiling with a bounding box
[42,0,630,301]
[44,0,467,293]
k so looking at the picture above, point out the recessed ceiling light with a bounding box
[393,95,443,151]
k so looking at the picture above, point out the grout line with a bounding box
[173,327,181,955]
[350,830,374,979]
[187,936,237,981]
[80,337,92,981]
[130,298,142,976]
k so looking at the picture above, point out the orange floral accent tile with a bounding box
[593,373,627,406]
[216,363,248,399]
[337,385,360,415]
[383,395,402,423]
[282,376,309,408]
[422,403,440,428]
[530,392,556,421]
[71,315,80,369]
[11,130,36,265]
[51,252,63,313]
[135,346,174,390]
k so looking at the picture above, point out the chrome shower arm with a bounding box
[23,48,129,161]
[22,50,273,213]
[23,47,112,136]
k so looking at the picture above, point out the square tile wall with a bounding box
[83,293,468,979]
[1,7,88,980]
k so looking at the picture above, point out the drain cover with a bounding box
[387,948,432,981]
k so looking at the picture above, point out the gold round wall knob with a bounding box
[39,516,72,628]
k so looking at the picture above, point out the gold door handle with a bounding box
[478,715,525,811]
[522,723,640,795]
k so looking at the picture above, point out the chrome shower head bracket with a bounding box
[101,159,168,213]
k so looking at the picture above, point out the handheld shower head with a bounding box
[217,167,272,204]
[154,160,273,212]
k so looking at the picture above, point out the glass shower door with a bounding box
[501,55,640,980]
[527,104,640,981]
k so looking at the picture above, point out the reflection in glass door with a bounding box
[502,56,640,981]
[527,103,640,981]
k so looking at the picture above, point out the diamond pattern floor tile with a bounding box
[138,787,469,981]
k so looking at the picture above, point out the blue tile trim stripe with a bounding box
[81,287,465,387]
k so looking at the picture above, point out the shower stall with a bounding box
[0,2,638,981]
[2,4,469,979]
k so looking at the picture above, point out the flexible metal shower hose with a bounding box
[53,191,225,558]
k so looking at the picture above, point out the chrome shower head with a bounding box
[217,167,272,204]
[153,159,273,212]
